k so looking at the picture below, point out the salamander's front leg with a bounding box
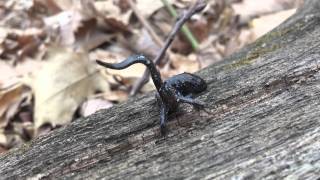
[160,104,169,135]
[177,95,205,109]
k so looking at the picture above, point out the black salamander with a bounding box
[96,55,207,135]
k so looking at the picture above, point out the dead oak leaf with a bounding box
[169,53,200,75]
[0,84,25,129]
[251,9,296,38]
[44,10,83,46]
[31,47,109,132]
[136,0,163,17]
[80,98,113,117]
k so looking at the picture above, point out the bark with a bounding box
[1,0,320,179]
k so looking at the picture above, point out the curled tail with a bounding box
[96,55,163,91]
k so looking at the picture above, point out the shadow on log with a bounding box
[1,0,320,179]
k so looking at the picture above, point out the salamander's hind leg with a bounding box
[177,95,205,109]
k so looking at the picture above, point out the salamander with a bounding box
[96,54,207,134]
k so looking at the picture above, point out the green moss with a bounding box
[225,44,280,69]
[224,20,305,70]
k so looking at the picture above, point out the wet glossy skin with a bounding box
[96,55,207,135]
[166,72,207,97]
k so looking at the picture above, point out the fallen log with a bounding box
[1,0,320,179]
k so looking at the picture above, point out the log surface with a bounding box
[1,0,320,179]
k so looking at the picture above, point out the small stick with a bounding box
[128,0,164,47]
[130,0,206,95]
[161,0,200,50]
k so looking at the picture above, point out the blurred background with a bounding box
[0,0,302,153]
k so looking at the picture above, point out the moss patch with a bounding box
[224,20,305,70]
[225,44,280,69]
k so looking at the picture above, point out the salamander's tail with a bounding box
[96,54,163,90]
[96,55,150,70]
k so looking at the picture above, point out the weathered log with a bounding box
[1,0,320,179]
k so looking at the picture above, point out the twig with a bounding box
[130,0,206,95]
[128,0,164,47]
[161,0,200,50]
[127,0,173,66]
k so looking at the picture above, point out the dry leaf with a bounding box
[46,0,73,11]
[10,121,34,141]
[128,29,161,58]
[6,0,34,11]
[1,123,26,150]
[95,0,131,24]
[44,10,83,46]
[169,53,200,75]
[0,61,19,88]
[136,0,163,17]
[0,132,7,148]
[31,47,110,131]
[15,58,44,77]
[233,0,294,18]
[90,49,127,63]
[0,27,44,60]
[251,9,296,38]
[0,146,7,154]
[80,98,113,117]
[3,134,24,149]
[43,0,129,49]
[43,0,98,46]
[34,0,62,14]
[75,28,115,51]
[102,90,129,102]
[0,84,25,129]
[107,63,146,79]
